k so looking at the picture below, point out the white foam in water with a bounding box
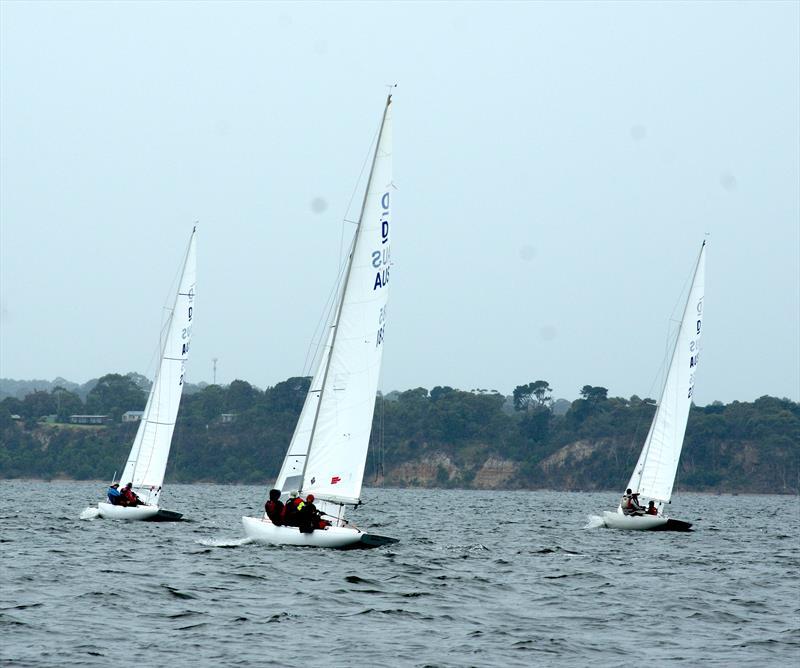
[584,514,606,529]
[79,507,101,520]
[195,537,254,548]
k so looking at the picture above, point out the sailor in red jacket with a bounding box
[120,482,141,507]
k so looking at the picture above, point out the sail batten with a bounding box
[627,242,706,503]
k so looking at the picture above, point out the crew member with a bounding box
[646,500,658,516]
[622,488,644,516]
[299,494,328,532]
[107,483,122,505]
[283,491,305,527]
[264,489,285,525]
[120,482,142,507]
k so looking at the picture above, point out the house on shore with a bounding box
[69,415,111,425]
[122,410,145,423]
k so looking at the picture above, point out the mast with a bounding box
[629,239,706,500]
[124,226,197,493]
[298,95,393,498]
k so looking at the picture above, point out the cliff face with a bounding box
[373,434,798,495]
[386,453,459,487]
[379,440,624,491]
[382,453,519,489]
[2,413,797,494]
[473,457,518,489]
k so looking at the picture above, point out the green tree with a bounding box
[580,385,608,403]
[226,380,258,411]
[266,377,311,413]
[86,374,146,420]
[52,387,84,422]
[1,396,24,417]
[520,407,551,442]
[513,381,552,411]
[21,391,57,419]
[430,386,455,401]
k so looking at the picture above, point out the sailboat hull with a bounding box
[602,511,692,531]
[242,516,396,549]
[97,503,183,522]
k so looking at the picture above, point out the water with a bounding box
[1,481,798,667]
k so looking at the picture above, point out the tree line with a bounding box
[0,374,797,493]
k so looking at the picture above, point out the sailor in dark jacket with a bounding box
[282,491,304,527]
[264,488,285,525]
[299,494,330,532]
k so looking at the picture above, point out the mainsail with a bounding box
[121,227,197,505]
[627,241,706,503]
[274,95,393,507]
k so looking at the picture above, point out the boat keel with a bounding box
[338,533,399,550]
[649,518,692,532]
[143,508,184,522]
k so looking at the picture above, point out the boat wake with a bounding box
[584,515,606,529]
[195,537,254,548]
[79,507,101,520]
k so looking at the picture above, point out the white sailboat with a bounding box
[603,241,706,531]
[96,226,197,521]
[243,95,398,549]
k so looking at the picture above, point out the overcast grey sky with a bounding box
[1,1,798,404]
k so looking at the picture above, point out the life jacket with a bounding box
[646,505,658,516]
[284,497,304,516]
[265,499,284,525]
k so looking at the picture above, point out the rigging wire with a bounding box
[378,391,385,482]
[126,231,192,490]
[632,249,702,495]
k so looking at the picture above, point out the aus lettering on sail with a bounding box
[687,297,703,398]
[371,192,390,349]
[371,192,391,291]
[179,286,195,385]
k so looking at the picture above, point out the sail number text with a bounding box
[372,192,391,348]
[371,192,391,291]
[376,306,387,348]
[686,298,703,398]
[179,285,195,385]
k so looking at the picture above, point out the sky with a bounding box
[1,1,798,404]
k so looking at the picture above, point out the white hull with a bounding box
[242,516,364,548]
[97,503,182,522]
[602,511,691,532]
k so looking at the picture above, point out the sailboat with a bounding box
[243,95,398,549]
[96,226,197,521]
[602,241,706,531]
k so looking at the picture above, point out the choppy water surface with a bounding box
[1,481,798,667]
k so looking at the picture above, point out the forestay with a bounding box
[627,241,706,503]
[121,228,197,506]
[283,96,393,506]
[273,325,333,494]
